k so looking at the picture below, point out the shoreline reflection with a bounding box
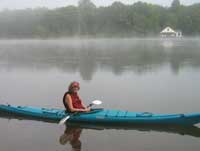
[0,39,200,80]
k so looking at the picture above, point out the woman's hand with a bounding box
[84,107,91,112]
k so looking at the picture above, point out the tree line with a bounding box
[0,0,199,38]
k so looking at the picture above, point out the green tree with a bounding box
[78,0,96,35]
[171,0,181,11]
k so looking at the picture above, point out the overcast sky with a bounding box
[0,0,200,10]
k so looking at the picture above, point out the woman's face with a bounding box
[72,86,79,93]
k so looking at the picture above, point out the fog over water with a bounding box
[1,38,200,110]
[1,38,200,77]
[0,38,200,151]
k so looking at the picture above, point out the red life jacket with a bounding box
[63,92,84,112]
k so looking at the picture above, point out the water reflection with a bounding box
[66,122,200,138]
[1,112,200,138]
[60,125,82,151]
[0,39,200,80]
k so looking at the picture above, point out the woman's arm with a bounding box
[65,94,87,112]
[81,102,90,112]
[77,94,90,111]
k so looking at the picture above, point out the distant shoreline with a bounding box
[0,0,200,38]
[0,37,200,42]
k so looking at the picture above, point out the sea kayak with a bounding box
[0,104,200,126]
[1,111,200,138]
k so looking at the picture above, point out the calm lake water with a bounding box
[0,38,200,151]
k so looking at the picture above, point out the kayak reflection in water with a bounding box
[59,126,82,151]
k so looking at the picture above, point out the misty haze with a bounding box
[0,0,200,151]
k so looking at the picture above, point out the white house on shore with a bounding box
[160,26,182,37]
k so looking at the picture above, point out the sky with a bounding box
[0,0,200,10]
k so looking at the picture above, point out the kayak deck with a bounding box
[0,104,200,126]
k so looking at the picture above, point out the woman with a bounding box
[63,81,90,112]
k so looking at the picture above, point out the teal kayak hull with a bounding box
[0,104,200,126]
[1,112,200,138]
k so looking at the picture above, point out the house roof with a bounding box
[160,27,176,34]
